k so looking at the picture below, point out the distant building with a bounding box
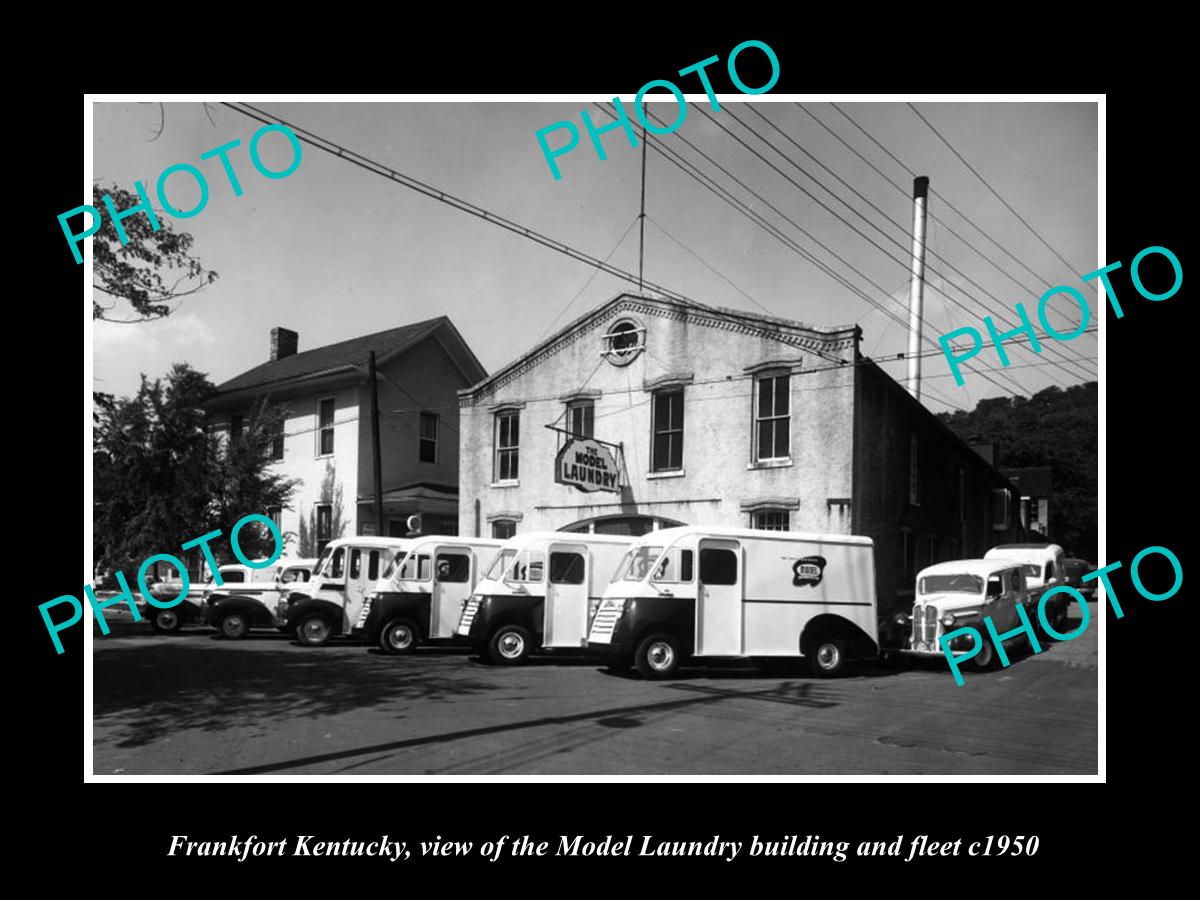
[1002,466,1053,538]
[457,293,1021,616]
[206,318,486,556]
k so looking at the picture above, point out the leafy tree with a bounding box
[93,364,298,583]
[91,183,218,322]
[937,382,1097,560]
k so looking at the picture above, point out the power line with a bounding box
[906,103,1087,276]
[596,102,1022,399]
[223,102,846,368]
[709,105,1095,385]
[757,105,1098,356]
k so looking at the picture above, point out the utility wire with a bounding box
[706,105,1095,385]
[610,103,1028,399]
[827,103,1080,294]
[906,102,1087,276]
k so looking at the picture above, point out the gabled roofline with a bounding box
[458,293,859,406]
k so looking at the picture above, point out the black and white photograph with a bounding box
[82,94,1101,777]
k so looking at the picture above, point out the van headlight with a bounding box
[940,613,957,627]
[894,611,909,625]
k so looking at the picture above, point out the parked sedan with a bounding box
[204,559,317,639]
[1063,558,1097,602]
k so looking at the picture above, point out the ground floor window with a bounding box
[750,509,790,531]
[492,519,517,539]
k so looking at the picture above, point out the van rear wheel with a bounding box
[808,636,849,678]
[635,633,682,679]
[380,619,418,655]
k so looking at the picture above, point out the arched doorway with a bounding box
[559,514,685,537]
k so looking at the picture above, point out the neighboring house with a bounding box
[206,319,486,554]
[457,293,1021,617]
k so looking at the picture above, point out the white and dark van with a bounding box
[352,537,504,653]
[456,532,634,665]
[899,558,1031,669]
[586,526,879,679]
[203,559,317,639]
[983,542,1069,631]
[285,537,412,646]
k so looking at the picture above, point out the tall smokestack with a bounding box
[906,176,930,400]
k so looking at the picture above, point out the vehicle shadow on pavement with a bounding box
[93,643,503,750]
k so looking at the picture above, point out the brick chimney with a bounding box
[270,327,299,361]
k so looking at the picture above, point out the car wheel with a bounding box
[808,636,849,678]
[1050,598,1070,633]
[296,614,333,647]
[488,625,533,665]
[971,636,996,671]
[150,609,183,634]
[634,633,682,679]
[379,619,418,655]
[219,612,249,640]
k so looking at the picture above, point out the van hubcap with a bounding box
[648,642,674,670]
[818,644,840,669]
[223,616,245,637]
[388,625,413,649]
[157,611,178,630]
[498,632,525,658]
[303,619,329,642]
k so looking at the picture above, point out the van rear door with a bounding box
[430,547,473,639]
[543,543,589,648]
[696,539,743,656]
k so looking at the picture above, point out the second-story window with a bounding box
[567,399,594,439]
[651,389,684,472]
[754,374,790,462]
[419,412,438,463]
[318,398,335,456]
[495,410,520,482]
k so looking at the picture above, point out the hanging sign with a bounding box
[555,438,621,493]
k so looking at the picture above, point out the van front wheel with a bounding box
[635,634,682,679]
[488,625,532,665]
[809,636,849,678]
[296,613,333,647]
[380,619,418,655]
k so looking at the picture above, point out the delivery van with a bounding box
[586,526,879,679]
[457,532,635,665]
[352,536,505,653]
[286,537,412,646]
[984,542,1069,631]
[899,558,1031,669]
[204,559,317,639]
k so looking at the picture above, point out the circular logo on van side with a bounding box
[792,556,827,587]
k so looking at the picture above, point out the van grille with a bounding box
[457,597,481,636]
[588,604,623,641]
[910,604,940,648]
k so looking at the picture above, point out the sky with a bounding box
[91,99,1098,414]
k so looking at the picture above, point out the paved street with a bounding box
[92,604,1098,775]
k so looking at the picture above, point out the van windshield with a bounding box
[919,574,983,595]
[1021,564,1040,578]
[613,546,664,582]
[314,545,334,577]
[397,553,432,581]
[483,549,517,582]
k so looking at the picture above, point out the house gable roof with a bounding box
[211,316,486,402]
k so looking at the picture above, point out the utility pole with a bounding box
[906,176,930,401]
[638,122,647,292]
[368,351,384,536]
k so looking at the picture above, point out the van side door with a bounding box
[543,544,588,648]
[695,539,743,657]
[430,547,472,639]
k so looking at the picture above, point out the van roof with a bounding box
[631,526,874,547]
[499,531,638,550]
[400,536,507,552]
[985,544,1064,561]
[918,558,1020,579]
[326,536,414,550]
